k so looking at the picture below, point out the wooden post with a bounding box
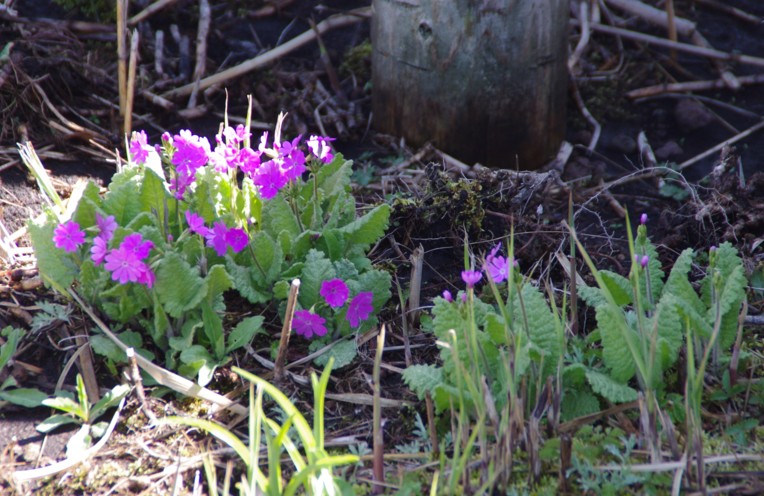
[372,0,569,170]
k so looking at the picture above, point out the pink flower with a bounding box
[441,290,453,302]
[320,279,349,308]
[484,244,509,284]
[53,221,85,253]
[90,236,108,266]
[129,130,153,164]
[104,247,144,284]
[279,136,306,181]
[307,135,335,164]
[225,227,248,253]
[461,270,482,288]
[293,310,327,339]
[95,213,117,242]
[185,210,210,237]
[346,292,373,327]
[253,159,287,200]
[205,222,229,256]
[238,147,262,176]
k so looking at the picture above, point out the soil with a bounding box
[1,0,764,494]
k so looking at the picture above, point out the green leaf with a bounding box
[0,326,23,370]
[561,388,600,421]
[315,155,353,199]
[299,249,335,309]
[179,345,217,386]
[513,283,562,378]
[139,168,170,222]
[72,181,102,229]
[201,300,225,359]
[577,284,607,309]
[154,251,207,318]
[715,265,746,348]
[337,203,391,255]
[205,264,232,301]
[585,369,638,403]
[596,305,638,382]
[42,395,86,420]
[600,270,633,307]
[225,261,271,304]
[314,340,356,369]
[90,384,130,421]
[102,168,144,226]
[226,316,264,354]
[36,414,80,434]
[652,296,683,369]
[402,364,444,401]
[262,195,301,241]
[0,388,48,407]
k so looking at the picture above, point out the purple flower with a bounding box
[205,222,230,256]
[461,270,482,288]
[104,247,144,284]
[53,221,85,253]
[320,279,349,308]
[442,290,453,302]
[346,292,373,327]
[129,130,153,164]
[484,244,509,284]
[170,130,211,198]
[640,255,649,269]
[90,236,108,266]
[95,213,117,242]
[121,233,154,259]
[137,264,156,288]
[640,213,648,225]
[253,159,287,200]
[279,136,306,181]
[292,310,327,339]
[307,135,335,164]
[225,227,248,253]
[185,210,210,237]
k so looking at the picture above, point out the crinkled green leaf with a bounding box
[577,284,607,309]
[561,388,600,421]
[299,249,335,309]
[225,261,271,304]
[139,168,170,220]
[337,203,391,254]
[154,251,207,318]
[652,296,683,369]
[262,194,301,241]
[102,169,144,226]
[202,300,225,359]
[72,181,102,229]
[512,283,562,378]
[402,364,444,401]
[315,154,353,199]
[314,340,356,369]
[715,265,746,348]
[585,369,638,403]
[599,270,633,307]
[596,305,638,382]
[205,264,232,300]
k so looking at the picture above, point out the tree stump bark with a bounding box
[372,0,569,170]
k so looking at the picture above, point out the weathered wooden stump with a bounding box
[372,0,569,169]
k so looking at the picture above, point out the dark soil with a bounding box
[1,0,764,494]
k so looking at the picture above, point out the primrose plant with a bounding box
[29,110,391,384]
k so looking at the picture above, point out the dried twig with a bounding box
[626,73,764,99]
[117,0,128,117]
[273,279,300,383]
[372,324,385,495]
[124,29,139,136]
[694,0,763,25]
[678,119,764,171]
[162,8,371,99]
[129,0,178,25]
[187,0,210,109]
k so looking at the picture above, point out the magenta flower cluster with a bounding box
[130,125,335,201]
[53,213,156,288]
[439,244,520,299]
[184,210,248,256]
[292,277,374,339]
